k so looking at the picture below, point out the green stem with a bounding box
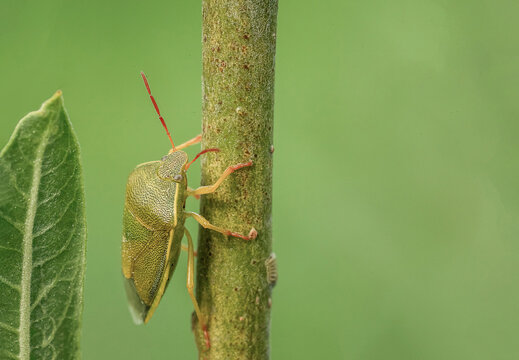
[193,0,278,358]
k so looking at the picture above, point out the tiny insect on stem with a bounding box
[140,71,176,151]
[185,148,220,170]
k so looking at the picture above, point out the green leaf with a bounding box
[0,91,86,360]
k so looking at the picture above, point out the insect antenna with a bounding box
[140,71,176,151]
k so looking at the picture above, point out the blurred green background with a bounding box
[1,0,519,359]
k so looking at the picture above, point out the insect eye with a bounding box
[173,174,183,182]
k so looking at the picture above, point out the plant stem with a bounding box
[193,0,278,358]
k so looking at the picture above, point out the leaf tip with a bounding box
[50,90,63,102]
[50,89,63,101]
[39,90,64,113]
[49,89,63,100]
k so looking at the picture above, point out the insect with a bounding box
[121,72,257,347]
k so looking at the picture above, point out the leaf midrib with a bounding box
[18,113,55,360]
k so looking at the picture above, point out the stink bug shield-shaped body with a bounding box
[122,151,187,323]
[122,72,256,346]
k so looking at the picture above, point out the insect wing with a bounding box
[122,207,171,324]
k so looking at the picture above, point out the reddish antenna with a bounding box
[141,71,176,151]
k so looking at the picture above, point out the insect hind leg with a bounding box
[185,211,257,240]
[184,228,210,349]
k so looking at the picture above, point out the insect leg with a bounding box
[181,244,197,256]
[187,161,253,197]
[185,211,257,240]
[176,134,202,150]
[187,187,201,200]
[184,228,210,349]
[185,148,219,170]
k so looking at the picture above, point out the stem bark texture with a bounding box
[194,0,278,358]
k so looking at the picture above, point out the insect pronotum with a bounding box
[121,72,257,348]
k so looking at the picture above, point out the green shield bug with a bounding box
[122,72,257,348]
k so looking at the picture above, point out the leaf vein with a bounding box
[32,220,76,269]
[31,265,78,313]
[0,321,19,334]
[38,165,77,206]
[40,268,80,348]
[0,209,23,232]
[1,161,29,200]
[18,113,55,360]
[30,278,57,313]
[0,244,22,254]
[33,191,77,239]
[0,274,21,292]
[14,138,34,165]
[1,349,19,359]
[41,137,72,177]
[33,223,76,269]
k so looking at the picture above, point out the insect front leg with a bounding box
[187,161,252,197]
[185,211,257,240]
[184,228,210,349]
[175,134,202,150]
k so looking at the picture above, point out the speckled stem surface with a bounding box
[193,0,278,358]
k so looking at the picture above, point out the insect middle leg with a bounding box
[185,211,257,240]
[187,162,252,197]
[187,187,201,200]
[184,228,210,349]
